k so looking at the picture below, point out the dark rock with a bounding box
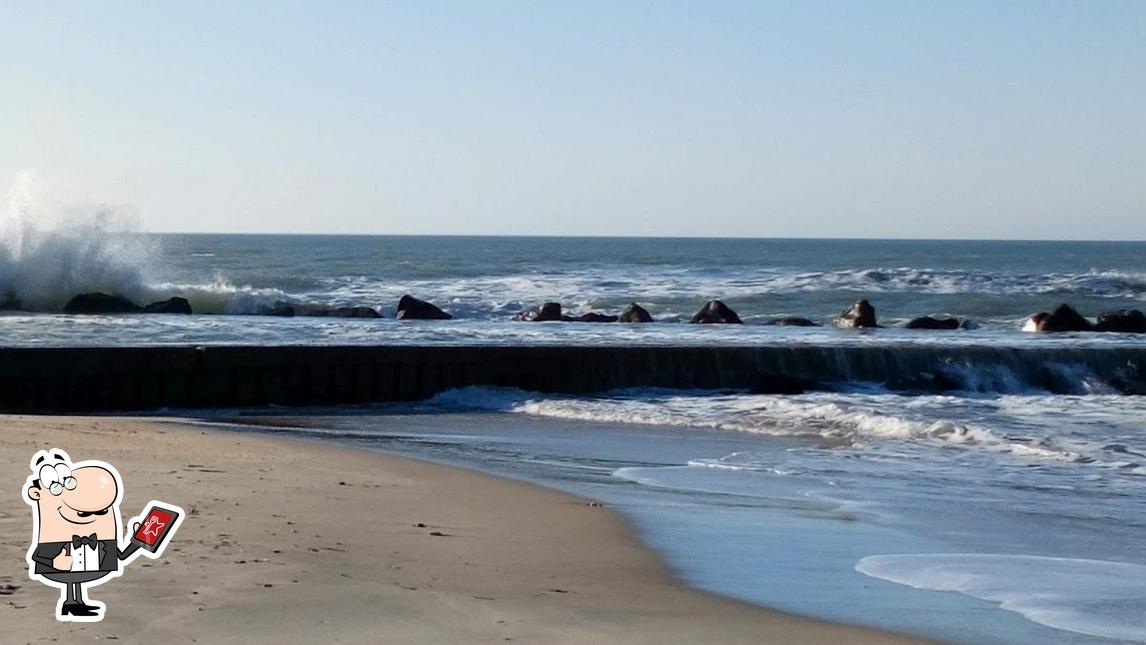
[748,373,823,394]
[1044,303,1093,331]
[396,295,452,320]
[568,312,619,323]
[514,302,563,322]
[618,303,653,323]
[838,299,878,328]
[689,300,742,324]
[335,306,382,319]
[765,316,818,327]
[1026,303,1092,332]
[887,371,963,393]
[959,319,980,330]
[1111,363,1146,395]
[260,302,296,317]
[904,316,960,330]
[0,293,20,310]
[63,293,142,314]
[308,306,381,319]
[1095,309,1146,334]
[143,297,193,314]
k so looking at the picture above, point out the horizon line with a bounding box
[140,231,1146,244]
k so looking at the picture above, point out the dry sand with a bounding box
[0,416,929,644]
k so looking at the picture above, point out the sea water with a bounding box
[4,229,1144,642]
[1,234,1146,346]
[200,392,1146,644]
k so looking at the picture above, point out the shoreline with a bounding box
[1,415,928,643]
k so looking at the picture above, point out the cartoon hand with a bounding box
[52,547,72,571]
[134,522,141,533]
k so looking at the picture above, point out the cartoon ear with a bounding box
[28,486,41,501]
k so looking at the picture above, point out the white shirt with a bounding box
[70,542,100,572]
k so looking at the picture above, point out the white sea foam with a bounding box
[145,278,294,315]
[856,554,1146,641]
[424,387,1096,464]
[285,264,1146,324]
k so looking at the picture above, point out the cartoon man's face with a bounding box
[27,461,121,542]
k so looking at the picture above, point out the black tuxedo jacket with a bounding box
[30,539,126,576]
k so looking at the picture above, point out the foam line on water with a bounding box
[423,387,1094,463]
[856,554,1146,641]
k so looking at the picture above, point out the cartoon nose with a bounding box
[65,466,118,511]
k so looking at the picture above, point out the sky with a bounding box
[0,1,1143,239]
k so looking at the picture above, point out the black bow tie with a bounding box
[72,534,97,549]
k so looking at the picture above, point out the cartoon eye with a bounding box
[38,465,59,489]
[55,464,76,491]
[49,481,64,496]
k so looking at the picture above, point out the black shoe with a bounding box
[60,602,99,617]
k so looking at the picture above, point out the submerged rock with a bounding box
[514,302,563,322]
[886,371,964,393]
[748,373,823,394]
[63,293,142,314]
[618,303,653,323]
[1110,362,1146,395]
[1095,309,1146,334]
[143,297,193,314]
[689,300,742,324]
[566,312,619,323]
[260,302,296,317]
[1025,303,1092,332]
[308,306,381,319]
[335,306,382,318]
[396,295,452,320]
[764,316,818,327]
[838,299,878,328]
[904,316,960,330]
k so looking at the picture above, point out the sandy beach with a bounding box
[0,415,926,644]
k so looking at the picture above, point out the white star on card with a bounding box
[142,516,165,538]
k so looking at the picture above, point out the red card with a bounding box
[133,507,176,547]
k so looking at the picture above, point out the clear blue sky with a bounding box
[1,1,1143,239]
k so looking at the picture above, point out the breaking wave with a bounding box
[762,266,1146,300]
[144,278,294,315]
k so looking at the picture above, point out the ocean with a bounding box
[2,234,1146,346]
[7,232,1146,643]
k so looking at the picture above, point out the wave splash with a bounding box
[0,173,297,315]
[0,172,157,311]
